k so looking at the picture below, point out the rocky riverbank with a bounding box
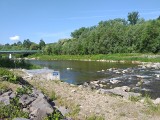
[9,69,160,120]
[0,75,68,120]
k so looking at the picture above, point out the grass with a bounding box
[86,114,105,120]
[28,53,160,62]
[144,94,160,116]
[129,95,142,102]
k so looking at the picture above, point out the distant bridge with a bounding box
[0,50,41,58]
[0,50,41,54]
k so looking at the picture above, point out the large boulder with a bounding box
[0,90,15,105]
[19,94,36,106]
[29,97,53,120]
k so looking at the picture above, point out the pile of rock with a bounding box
[0,88,68,120]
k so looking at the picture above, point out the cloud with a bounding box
[9,35,20,41]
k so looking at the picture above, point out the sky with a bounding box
[0,0,160,45]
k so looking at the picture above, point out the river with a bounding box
[27,60,160,98]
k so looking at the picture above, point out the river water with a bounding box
[27,60,136,84]
[27,60,160,98]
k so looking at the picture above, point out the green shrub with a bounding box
[0,68,20,84]
[0,97,29,119]
[45,109,64,120]
[16,86,31,95]
[129,96,141,102]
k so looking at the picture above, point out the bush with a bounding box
[0,68,20,84]
[45,109,64,120]
[16,86,31,95]
[0,97,29,119]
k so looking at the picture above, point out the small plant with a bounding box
[0,68,20,84]
[50,90,57,101]
[45,109,64,120]
[129,96,141,102]
[16,86,31,95]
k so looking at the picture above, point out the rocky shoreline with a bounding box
[1,61,160,120]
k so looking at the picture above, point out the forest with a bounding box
[1,12,160,55]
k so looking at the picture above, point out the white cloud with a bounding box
[9,35,20,41]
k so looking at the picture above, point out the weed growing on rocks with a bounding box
[0,97,29,119]
[45,109,64,120]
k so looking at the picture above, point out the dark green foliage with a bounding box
[1,12,160,55]
[0,68,20,83]
[0,58,41,69]
[16,86,31,95]
[39,39,46,50]
[127,11,139,25]
[42,12,159,55]
[0,97,29,119]
[45,109,64,120]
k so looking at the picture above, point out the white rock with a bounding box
[153,98,160,104]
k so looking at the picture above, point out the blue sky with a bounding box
[0,0,160,45]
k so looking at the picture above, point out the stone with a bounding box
[99,88,141,99]
[55,106,70,116]
[71,89,76,93]
[0,91,13,105]
[152,98,160,104]
[110,79,121,84]
[30,108,49,120]
[30,97,53,115]
[13,118,30,120]
[19,94,36,106]
[0,95,10,105]
[31,89,45,98]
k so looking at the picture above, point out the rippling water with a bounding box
[27,60,160,98]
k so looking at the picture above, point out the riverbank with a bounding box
[28,53,160,63]
[12,69,160,120]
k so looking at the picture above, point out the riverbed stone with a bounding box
[99,87,141,99]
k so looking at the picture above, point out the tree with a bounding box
[157,16,160,20]
[127,11,139,25]
[23,39,32,49]
[17,41,22,46]
[44,45,52,55]
[39,39,46,50]
[30,44,39,50]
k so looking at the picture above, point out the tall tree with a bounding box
[23,39,32,49]
[39,39,46,50]
[127,11,139,25]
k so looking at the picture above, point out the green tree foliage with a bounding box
[39,39,46,50]
[0,12,159,55]
[23,39,32,49]
[127,11,139,25]
[43,13,160,55]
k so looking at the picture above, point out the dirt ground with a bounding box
[13,69,160,120]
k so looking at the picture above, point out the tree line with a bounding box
[1,12,160,55]
[0,39,46,51]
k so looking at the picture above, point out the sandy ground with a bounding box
[13,69,160,120]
